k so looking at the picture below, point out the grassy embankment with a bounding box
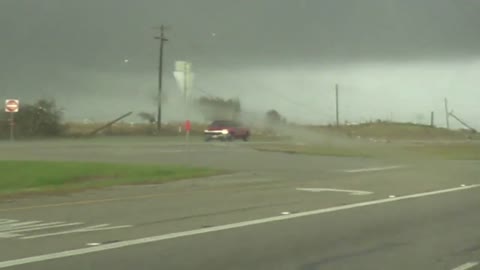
[252,142,480,160]
[0,161,224,197]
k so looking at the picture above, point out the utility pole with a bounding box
[449,111,478,133]
[444,98,450,129]
[430,111,435,127]
[335,84,340,126]
[154,25,168,132]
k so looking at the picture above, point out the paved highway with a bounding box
[0,138,479,269]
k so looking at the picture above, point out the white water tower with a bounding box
[173,61,194,103]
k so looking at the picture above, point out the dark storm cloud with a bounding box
[1,0,480,71]
[1,0,480,126]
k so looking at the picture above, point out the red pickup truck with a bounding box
[204,120,250,142]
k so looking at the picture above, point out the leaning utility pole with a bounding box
[449,111,477,133]
[444,98,450,129]
[154,25,168,132]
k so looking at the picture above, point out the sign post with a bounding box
[9,113,15,141]
[5,99,19,141]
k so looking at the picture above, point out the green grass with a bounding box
[0,161,224,196]
[307,122,477,140]
[252,142,480,160]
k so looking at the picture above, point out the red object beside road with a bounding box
[184,120,191,132]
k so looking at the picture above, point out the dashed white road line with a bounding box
[452,262,479,270]
[0,184,477,269]
[343,165,405,173]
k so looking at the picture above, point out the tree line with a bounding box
[0,96,286,138]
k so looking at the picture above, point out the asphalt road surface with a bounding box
[0,137,479,270]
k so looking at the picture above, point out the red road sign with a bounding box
[5,99,19,113]
[184,120,191,132]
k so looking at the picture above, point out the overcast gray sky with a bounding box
[1,0,480,127]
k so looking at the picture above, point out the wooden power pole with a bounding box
[154,25,168,132]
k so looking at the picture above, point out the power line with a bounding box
[194,86,215,98]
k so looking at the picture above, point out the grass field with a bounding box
[252,141,480,160]
[305,122,478,141]
[0,161,223,197]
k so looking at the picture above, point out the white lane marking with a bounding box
[21,224,132,239]
[0,222,63,233]
[296,188,373,196]
[0,218,133,240]
[0,223,83,239]
[0,221,42,231]
[0,220,18,225]
[0,184,477,269]
[344,165,405,173]
[86,243,101,246]
[452,262,479,270]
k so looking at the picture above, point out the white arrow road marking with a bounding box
[343,165,405,173]
[451,262,479,270]
[0,223,83,238]
[296,188,373,195]
[21,224,133,240]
